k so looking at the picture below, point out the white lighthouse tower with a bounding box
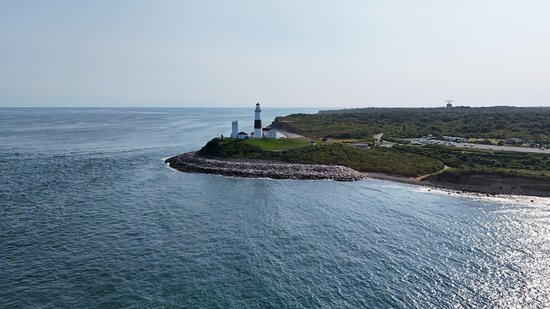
[253,102,262,138]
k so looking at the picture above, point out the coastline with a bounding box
[165,152,363,181]
[166,151,550,198]
[363,172,550,198]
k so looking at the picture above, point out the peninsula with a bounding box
[165,104,550,197]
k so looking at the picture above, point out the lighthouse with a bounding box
[253,102,262,138]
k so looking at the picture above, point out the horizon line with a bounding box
[1,105,550,109]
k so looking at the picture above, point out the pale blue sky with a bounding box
[1,0,549,107]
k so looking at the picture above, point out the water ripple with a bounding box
[1,108,549,307]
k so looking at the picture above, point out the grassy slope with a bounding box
[243,138,312,151]
[199,138,444,177]
[198,138,550,180]
[395,144,550,180]
[278,144,443,176]
[434,167,550,181]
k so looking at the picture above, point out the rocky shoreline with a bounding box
[166,152,550,198]
[165,152,364,181]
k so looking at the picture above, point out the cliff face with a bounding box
[425,173,550,197]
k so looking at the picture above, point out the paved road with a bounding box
[408,139,550,154]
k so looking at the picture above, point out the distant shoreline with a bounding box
[165,152,550,198]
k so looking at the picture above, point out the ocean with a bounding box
[1,108,549,308]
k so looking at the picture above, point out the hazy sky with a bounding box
[1,0,549,108]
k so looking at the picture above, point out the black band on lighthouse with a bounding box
[254,120,262,128]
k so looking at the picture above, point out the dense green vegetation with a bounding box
[271,107,550,145]
[199,138,444,176]
[199,138,550,180]
[395,144,550,171]
[243,138,312,151]
[395,144,550,180]
[434,167,550,181]
[277,144,443,176]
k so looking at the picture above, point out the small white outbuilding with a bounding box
[264,128,285,139]
[237,131,249,139]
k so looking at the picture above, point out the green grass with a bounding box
[243,138,312,151]
[277,144,444,176]
[199,138,444,177]
[393,144,550,171]
[198,137,550,179]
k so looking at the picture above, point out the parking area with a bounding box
[407,138,550,154]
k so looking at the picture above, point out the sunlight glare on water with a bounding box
[1,108,549,307]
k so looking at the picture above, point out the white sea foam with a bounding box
[413,186,550,207]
